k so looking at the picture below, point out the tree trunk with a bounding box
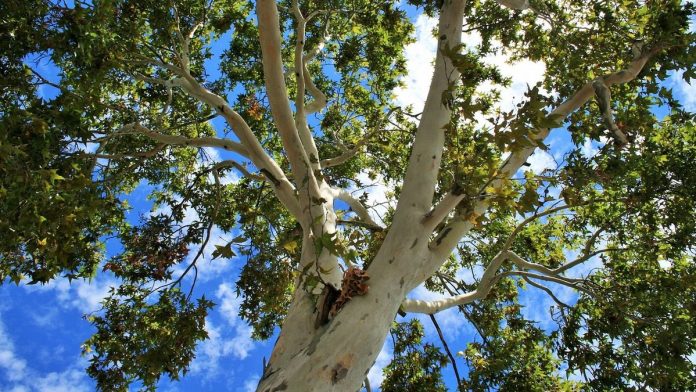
[257,225,431,392]
[256,1,466,390]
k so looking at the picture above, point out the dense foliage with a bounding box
[1,0,695,390]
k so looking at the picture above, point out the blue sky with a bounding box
[2,5,695,392]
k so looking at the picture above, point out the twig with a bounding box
[429,314,462,388]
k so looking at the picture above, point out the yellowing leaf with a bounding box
[283,240,298,254]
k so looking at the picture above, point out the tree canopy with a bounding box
[1,0,695,390]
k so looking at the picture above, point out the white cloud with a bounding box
[394,14,547,116]
[29,307,60,328]
[409,283,449,303]
[393,14,439,112]
[65,141,99,154]
[579,138,599,158]
[197,227,237,277]
[352,172,394,226]
[189,319,254,378]
[367,341,392,389]
[0,313,91,392]
[667,69,696,112]
[170,225,236,283]
[526,149,556,174]
[201,146,222,163]
[28,369,92,392]
[562,245,605,280]
[483,54,546,112]
[455,264,485,285]
[241,375,260,392]
[216,283,243,325]
[201,147,241,185]
[215,283,255,359]
[0,318,28,383]
[189,282,256,378]
[152,202,236,283]
[520,276,579,330]
[658,259,673,270]
[518,287,559,330]
[22,277,116,315]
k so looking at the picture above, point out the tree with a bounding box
[1,0,695,390]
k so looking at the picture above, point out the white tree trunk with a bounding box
[257,230,429,392]
[257,1,466,390]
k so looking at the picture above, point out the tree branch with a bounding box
[522,276,571,309]
[498,270,596,295]
[93,143,166,160]
[332,189,384,230]
[429,314,462,388]
[302,16,330,114]
[421,191,465,233]
[501,202,598,250]
[257,0,322,204]
[135,57,304,220]
[391,0,466,217]
[291,0,322,172]
[212,160,264,181]
[428,46,663,258]
[402,250,508,314]
[404,243,613,314]
[98,123,249,156]
[319,127,382,168]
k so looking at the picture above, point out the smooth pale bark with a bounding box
[256,2,467,391]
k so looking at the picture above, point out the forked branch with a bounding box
[427,45,665,257]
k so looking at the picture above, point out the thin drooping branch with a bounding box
[522,276,571,309]
[429,314,462,388]
[332,189,383,230]
[98,122,249,156]
[212,160,264,181]
[93,143,166,160]
[320,127,383,168]
[498,270,596,295]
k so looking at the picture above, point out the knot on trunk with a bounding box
[330,267,369,317]
[315,267,369,328]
